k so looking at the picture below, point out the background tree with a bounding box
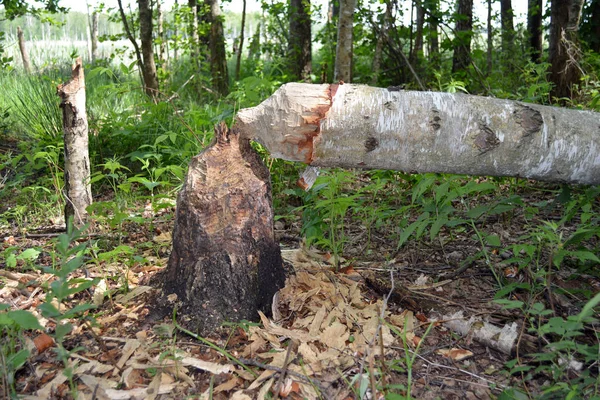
[452,0,473,75]
[287,0,311,81]
[116,0,159,97]
[334,0,355,82]
[410,0,425,68]
[234,0,246,80]
[500,0,514,68]
[549,0,585,100]
[207,0,229,95]
[527,0,543,62]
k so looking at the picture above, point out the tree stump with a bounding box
[161,122,286,334]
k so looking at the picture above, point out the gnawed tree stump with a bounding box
[161,122,286,333]
[57,57,92,227]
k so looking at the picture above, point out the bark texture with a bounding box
[162,123,286,334]
[57,58,92,227]
[139,0,159,97]
[527,0,543,63]
[288,0,312,81]
[549,0,585,100]
[207,0,229,95]
[236,83,600,185]
[451,0,473,74]
[91,12,98,63]
[334,0,356,82]
[17,27,31,73]
[500,0,514,55]
[235,0,246,80]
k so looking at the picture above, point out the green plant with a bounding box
[0,304,44,398]
[498,293,600,399]
[300,169,360,269]
[36,222,99,396]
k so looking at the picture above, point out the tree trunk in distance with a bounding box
[235,0,246,80]
[236,83,600,185]
[57,57,92,227]
[371,0,391,85]
[138,0,159,97]
[157,0,166,67]
[452,0,473,74]
[527,0,543,63]
[427,0,440,71]
[288,0,312,81]
[486,0,492,75]
[410,0,425,65]
[161,122,286,334]
[91,12,98,63]
[549,0,585,100]
[117,0,146,94]
[334,0,356,82]
[17,27,31,73]
[207,0,229,95]
[500,0,514,56]
[189,0,200,65]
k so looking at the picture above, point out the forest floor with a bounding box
[1,180,599,399]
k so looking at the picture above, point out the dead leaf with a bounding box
[180,356,233,374]
[214,376,239,393]
[437,348,474,361]
[33,333,54,353]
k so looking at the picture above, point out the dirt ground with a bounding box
[1,182,599,399]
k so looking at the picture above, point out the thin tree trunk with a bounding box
[549,0,585,100]
[207,0,229,95]
[371,0,391,85]
[411,0,425,64]
[139,0,160,97]
[500,0,514,71]
[236,83,600,185]
[452,0,473,74]
[288,0,312,81]
[334,0,356,82]
[174,0,179,62]
[91,12,98,63]
[157,0,167,67]
[428,0,440,71]
[527,0,543,62]
[117,0,146,93]
[160,122,286,334]
[487,0,492,75]
[17,27,31,73]
[57,57,92,227]
[235,0,246,80]
[189,0,200,66]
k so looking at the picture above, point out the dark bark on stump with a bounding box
[161,122,286,334]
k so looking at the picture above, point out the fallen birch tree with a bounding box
[236,83,600,185]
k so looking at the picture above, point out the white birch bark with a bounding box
[236,83,600,185]
[57,57,92,227]
[17,27,31,73]
[334,0,356,82]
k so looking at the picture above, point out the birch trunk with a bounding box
[57,58,92,227]
[334,0,356,82]
[139,0,159,97]
[236,83,600,185]
[91,12,98,63]
[17,27,31,73]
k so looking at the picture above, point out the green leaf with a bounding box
[485,234,501,247]
[17,248,41,262]
[7,349,30,371]
[493,299,524,310]
[54,322,73,342]
[8,310,43,330]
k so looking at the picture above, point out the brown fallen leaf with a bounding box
[437,348,474,361]
[33,333,54,353]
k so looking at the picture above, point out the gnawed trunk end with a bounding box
[161,122,285,334]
